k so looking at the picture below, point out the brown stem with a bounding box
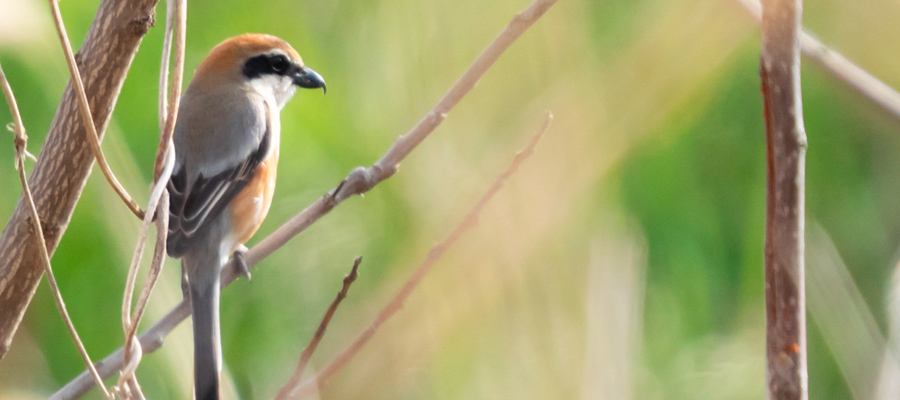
[0,0,159,358]
[760,0,808,398]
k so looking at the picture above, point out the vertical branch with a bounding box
[119,0,186,393]
[1,64,113,399]
[158,0,176,133]
[760,0,808,399]
[154,0,186,180]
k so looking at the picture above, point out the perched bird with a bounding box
[166,34,326,400]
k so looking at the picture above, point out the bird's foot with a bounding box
[234,245,252,281]
[180,266,190,301]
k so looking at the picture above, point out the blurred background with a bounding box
[2,0,900,398]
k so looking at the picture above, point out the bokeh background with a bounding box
[2,0,900,398]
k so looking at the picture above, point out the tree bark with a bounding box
[0,0,159,358]
[760,0,808,399]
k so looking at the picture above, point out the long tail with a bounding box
[185,253,223,400]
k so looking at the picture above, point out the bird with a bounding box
[166,34,326,400]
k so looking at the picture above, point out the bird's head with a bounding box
[191,33,326,109]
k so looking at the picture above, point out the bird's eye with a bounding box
[269,55,289,73]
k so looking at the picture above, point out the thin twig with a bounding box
[288,112,552,399]
[760,0,808,399]
[158,0,176,133]
[118,0,186,393]
[53,0,559,397]
[275,257,362,400]
[47,0,145,219]
[128,192,171,346]
[1,63,113,399]
[154,0,186,181]
[734,0,900,120]
[116,170,171,397]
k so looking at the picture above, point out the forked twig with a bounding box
[54,0,560,397]
[275,257,363,400]
[0,64,113,399]
[47,0,145,219]
[287,112,552,399]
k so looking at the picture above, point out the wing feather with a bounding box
[166,107,271,258]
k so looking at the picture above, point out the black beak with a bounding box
[293,67,326,94]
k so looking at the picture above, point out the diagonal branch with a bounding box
[1,63,113,399]
[275,257,363,400]
[48,0,145,219]
[287,112,552,399]
[734,0,900,119]
[52,0,559,397]
[760,0,808,399]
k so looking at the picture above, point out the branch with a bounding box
[53,0,559,397]
[275,257,362,400]
[153,0,186,181]
[0,64,113,399]
[760,0,808,399]
[735,0,900,119]
[0,0,158,358]
[117,0,185,394]
[48,0,144,219]
[289,112,552,399]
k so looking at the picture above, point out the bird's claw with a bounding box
[233,246,252,281]
[180,266,190,301]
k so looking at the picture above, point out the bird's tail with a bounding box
[184,252,223,400]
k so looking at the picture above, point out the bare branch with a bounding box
[154,0,186,181]
[119,153,173,356]
[53,0,559,396]
[158,0,176,133]
[0,0,158,357]
[760,0,808,398]
[116,173,171,396]
[734,0,900,120]
[48,0,144,219]
[119,0,186,392]
[289,112,552,399]
[0,63,113,399]
[275,257,362,400]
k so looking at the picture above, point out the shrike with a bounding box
[166,34,325,400]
